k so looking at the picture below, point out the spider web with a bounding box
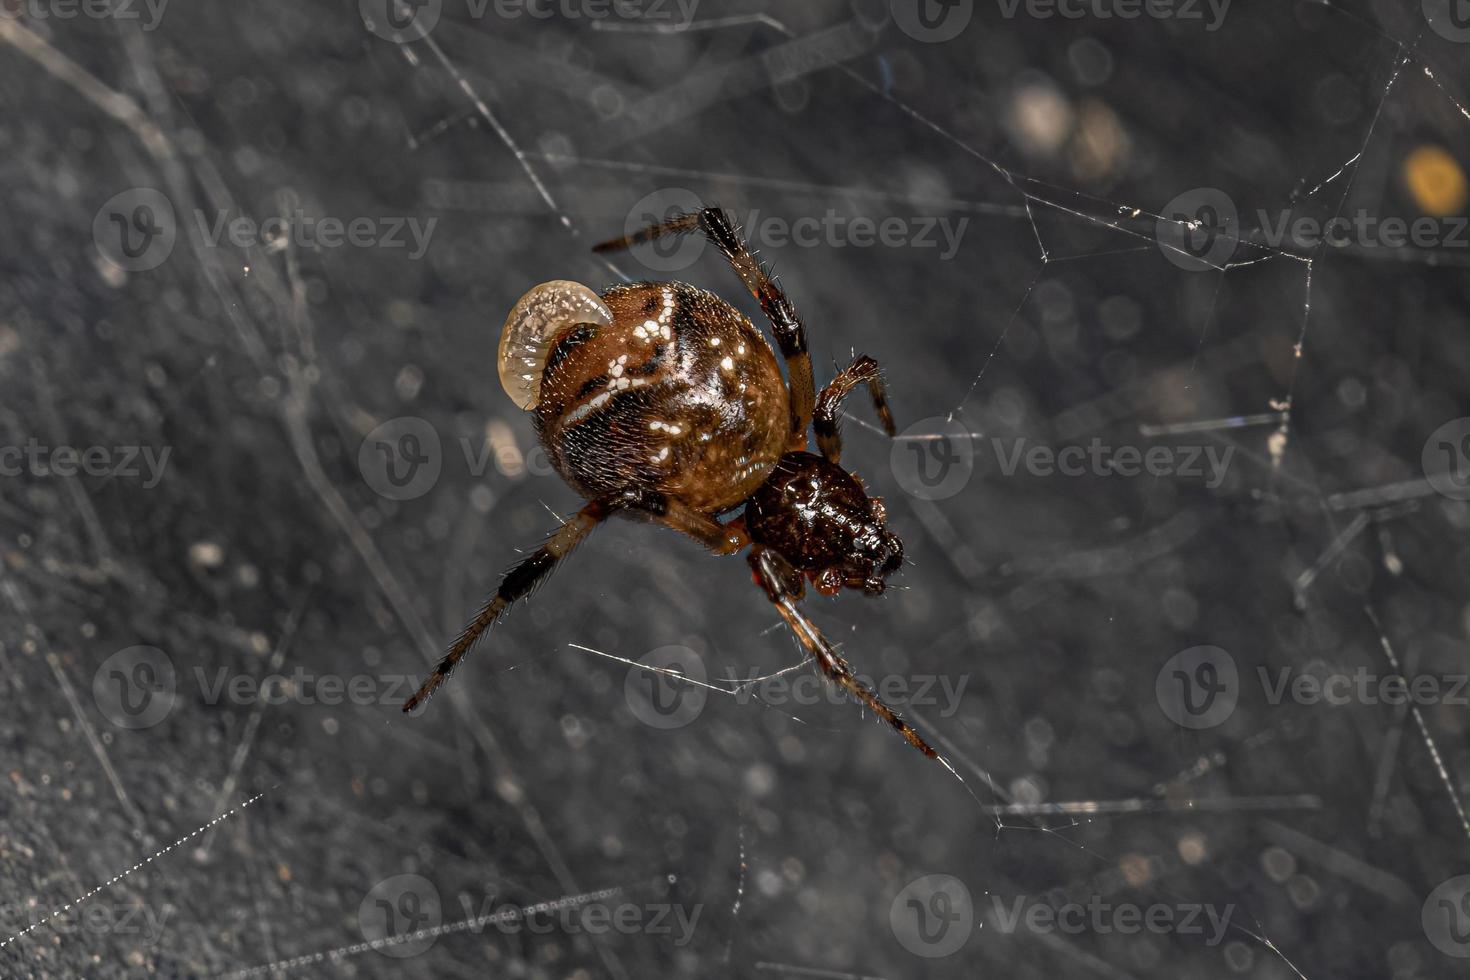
[2,1,1470,978]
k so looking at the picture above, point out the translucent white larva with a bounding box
[497,280,614,411]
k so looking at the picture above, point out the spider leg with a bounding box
[814,354,896,464]
[404,500,611,713]
[595,207,817,450]
[621,490,749,555]
[747,547,937,759]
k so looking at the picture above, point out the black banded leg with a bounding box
[688,208,816,448]
[814,354,896,464]
[595,207,817,447]
[747,548,938,760]
[404,500,611,713]
[592,210,702,253]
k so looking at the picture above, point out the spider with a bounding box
[403,207,936,760]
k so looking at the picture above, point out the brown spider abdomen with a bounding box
[534,282,791,514]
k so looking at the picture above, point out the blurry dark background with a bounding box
[3,0,1470,977]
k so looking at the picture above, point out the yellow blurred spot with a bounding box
[1403,145,1467,217]
[1071,99,1130,182]
[1010,82,1074,157]
[1120,853,1153,887]
[487,419,524,478]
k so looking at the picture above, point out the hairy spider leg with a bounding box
[623,490,751,555]
[594,207,817,451]
[814,354,896,464]
[404,500,610,713]
[747,547,938,760]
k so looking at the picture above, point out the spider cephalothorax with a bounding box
[745,451,904,597]
[405,207,936,760]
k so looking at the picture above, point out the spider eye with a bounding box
[498,280,614,411]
